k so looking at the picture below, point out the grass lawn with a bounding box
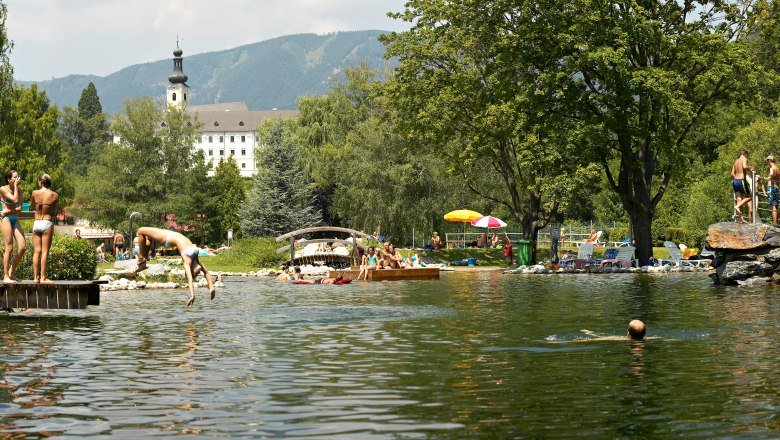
[417,246,675,267]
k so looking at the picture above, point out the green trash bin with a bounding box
[516,239,533,266]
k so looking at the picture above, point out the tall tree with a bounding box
[241,119,321,237]
[0,1,13,131]
[382,4,583,259]
[387,0,760,262]
[78,82,103,121]
[297,66,481,242]
[76,97,200,230]
[208,156,245,242]
[0,85,69,197]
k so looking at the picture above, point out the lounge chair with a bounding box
[599,246,638,268]
[561,243,595,268]
[571,230,605,247]
[596,248,619,265]
[659,241,705,267]
[608,237,631,247]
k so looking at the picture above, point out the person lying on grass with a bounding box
[135,227,215,307]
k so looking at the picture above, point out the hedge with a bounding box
[0,234,98,280]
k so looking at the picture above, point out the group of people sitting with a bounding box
[357,242,423,280]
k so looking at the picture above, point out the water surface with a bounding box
[1,272,778,437]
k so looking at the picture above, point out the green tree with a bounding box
[0,1,13,132]
[76,97,201,230]
[241,119,321,237]
[382,4,585,259]
[78,82,102,120]
[208,156,245,243]
[0,84,69,197]
[389,0,758,262]
[297,66,481,243]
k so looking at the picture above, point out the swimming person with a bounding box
[31,174,58,283]
[0,170,25,282]
[578,320,649,341]
[135,227,215,307]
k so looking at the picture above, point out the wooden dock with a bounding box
[329,267,440,281]
[0,280,104,310]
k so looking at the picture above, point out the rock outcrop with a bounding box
[706,222,780,285]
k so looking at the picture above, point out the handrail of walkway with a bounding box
[275,238,368,254]
[276,226,371,242]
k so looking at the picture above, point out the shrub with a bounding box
[0,234,98,280]
[207,237,286,269]
[603,225,630,243]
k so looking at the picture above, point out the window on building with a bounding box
[230,150,235,156]
[184,93,187,101]
[241,149,246,156]
[241,135,245,142]
[219,136,223,142]
[230,136,235,142]
[242,162,246,169]
[209,136,213,143]
[239,121,244,126]
[208,150,213,156]
[220,150,224,156]
[172,92,177,101]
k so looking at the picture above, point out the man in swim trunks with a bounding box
[732,149,754,223]
[763,155,780,225]
[135,227,215,307]
[113,231,125,260]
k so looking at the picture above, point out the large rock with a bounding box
[715,261,773,285]
[706,222,780,250]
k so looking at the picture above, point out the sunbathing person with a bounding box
[295,275,344,284]
[584,228,599,243]
[387,244,403,269]
[135,227,215,307]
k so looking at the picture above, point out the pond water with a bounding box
[0,272,778,437]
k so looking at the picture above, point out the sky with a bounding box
[4,0,410,81]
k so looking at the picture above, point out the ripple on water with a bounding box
[0,274,778,437]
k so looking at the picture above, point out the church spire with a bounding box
[168,42,188,85]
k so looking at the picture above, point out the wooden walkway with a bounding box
[1,280,104,310]
[329,267,440,281]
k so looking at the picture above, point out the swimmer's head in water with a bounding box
[627,320,646,340]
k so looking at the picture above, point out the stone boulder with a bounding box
[715,261,773,285]
[706,222,780,251]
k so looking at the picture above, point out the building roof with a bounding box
[188,102,250,112]
[188,105,299,132]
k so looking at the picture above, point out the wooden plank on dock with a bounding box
[329,267,440,281]
[0,280,105,310]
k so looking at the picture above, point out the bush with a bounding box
[658,227,705,248]
[603,225,630,243]
[0,234,98,280]
[207,237,286,269]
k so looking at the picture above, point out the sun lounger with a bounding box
[608,237,631,247]
[571,231,605,247]
[599,246,638,268]
[659,241,705,267]
[561,243,595,268]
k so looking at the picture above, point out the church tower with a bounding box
[166,43,189,110]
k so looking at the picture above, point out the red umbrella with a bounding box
[471,216,507,228]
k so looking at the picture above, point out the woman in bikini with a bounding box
[357,247,379,280]
[31,174,58,283]
[135,227,215,307]
[0,170,26,282]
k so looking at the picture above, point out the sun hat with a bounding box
[767,155,775,162]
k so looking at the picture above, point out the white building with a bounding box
[111,44,298,177]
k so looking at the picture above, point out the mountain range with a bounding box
[19,30,390,114]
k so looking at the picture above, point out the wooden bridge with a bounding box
[1,280,104,310]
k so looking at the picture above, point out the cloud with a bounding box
[4,0,409,80]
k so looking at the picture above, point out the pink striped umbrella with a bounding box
[471,215,507,228]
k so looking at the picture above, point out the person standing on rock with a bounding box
[135,227,215,307]
[763,155,780,225]
[732,149,754,223]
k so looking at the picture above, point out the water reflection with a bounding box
[0,274,777,437]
